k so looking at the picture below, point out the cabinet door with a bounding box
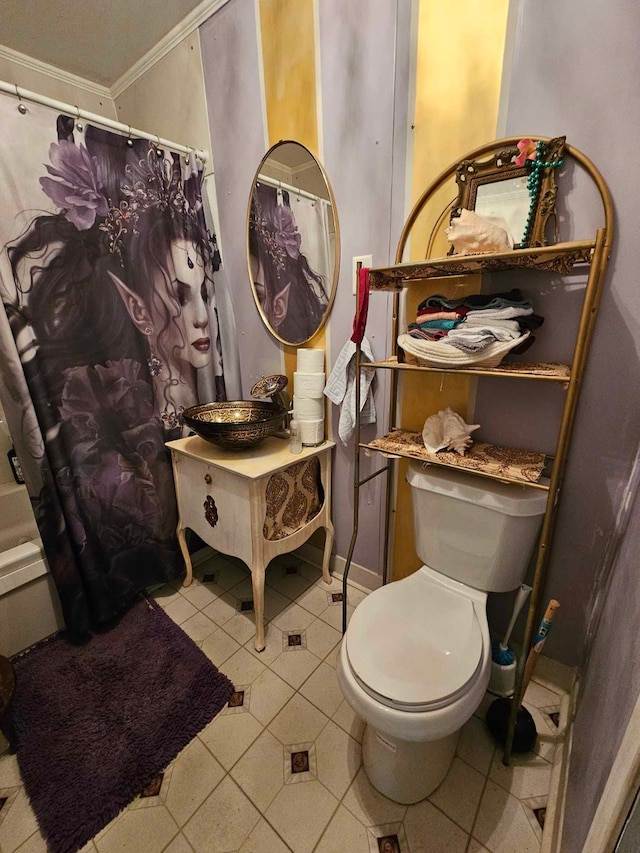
[173,454,253,565]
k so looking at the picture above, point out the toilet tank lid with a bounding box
[406,462,547,517]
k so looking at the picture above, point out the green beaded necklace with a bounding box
[522,140,564,245]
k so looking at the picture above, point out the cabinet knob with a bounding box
[204,473,212,485]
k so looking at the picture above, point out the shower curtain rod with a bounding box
[257,173,328,205]
[0,80,209,163]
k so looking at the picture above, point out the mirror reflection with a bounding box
[248,141,338,346]
[475,176,530,247]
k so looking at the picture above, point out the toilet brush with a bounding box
[489,584,531,696]
[492,584,532,665]
[487,599,560,753]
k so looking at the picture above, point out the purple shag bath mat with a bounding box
[10,597,234,853]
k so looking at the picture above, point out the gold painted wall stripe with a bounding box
[258,0,325,385]
[392,0,510,580]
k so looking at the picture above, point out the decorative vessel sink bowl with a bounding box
[183,401,287,450]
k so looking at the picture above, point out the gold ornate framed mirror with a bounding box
[450,136,566,249]
[247,140,340,346]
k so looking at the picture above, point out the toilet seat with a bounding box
[345,569,484,713]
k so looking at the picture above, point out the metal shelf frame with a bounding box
[341,136,613,767]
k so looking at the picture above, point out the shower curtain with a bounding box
[0,92,237,633]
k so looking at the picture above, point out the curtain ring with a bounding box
[126,125,134,147]
[155,135,163,158]
[74,105,84,133]
[15,85,27,115]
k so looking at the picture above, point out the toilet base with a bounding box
[362,724,459,804]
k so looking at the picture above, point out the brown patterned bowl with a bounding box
[182,401,287,450]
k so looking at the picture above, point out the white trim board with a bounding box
[582,689,640,853]
[0,44,112,100]
[541,683,578,853]
[110,0,233,98]
[295,542,382,593]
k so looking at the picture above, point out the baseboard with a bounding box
[294,543,382,593]
[541,676,579,853]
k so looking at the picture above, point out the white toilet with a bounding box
[337,462,547,804]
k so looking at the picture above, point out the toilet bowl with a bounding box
[336,566,491,803]
[337,462,547,804]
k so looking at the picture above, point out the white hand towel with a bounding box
[324,336,376,444]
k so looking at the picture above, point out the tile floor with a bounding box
[0,552,572,853]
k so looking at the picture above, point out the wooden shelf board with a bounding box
[369,240,595,290]
[361,429,551,490]
[367,355,571,383]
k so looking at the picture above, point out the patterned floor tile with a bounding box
[268,693,330,746]
[428,757,485,832]
[271,602,317,633]
[182,776,261,853]
[11,563,561,853]
[163,596,198,626]
[456,713,496,775]
[94,804,179,853]
[230,729,285,812]
[199,627,241,668]
[266,563,317,601]
[238,817,292,852]
[180,581,225,610]
[404,799,469,853]
[0,788,39,853]
[179,611,218,644]
[315,720,362,798]
[248,668,295,726]
[366,822,408,853]
[473,781,541,853]
[314,804,371,853]
[270,647,322,689]
[304,618,342,660]
[299,661,344,717]
[245,622,285,667]
[342,767,406,828]
[163,738,225,827]
[198,709,264,771]
[265,779,339,853]
[489,750,552,799]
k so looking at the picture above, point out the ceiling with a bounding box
[1,0,206,87]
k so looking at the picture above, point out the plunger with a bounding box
[486,599,560,753]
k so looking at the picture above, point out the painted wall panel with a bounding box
[491,3,640,845]
[199,0,283,395]
[318,0,406,573]
[114,33,211,153]
[481,0,640,672]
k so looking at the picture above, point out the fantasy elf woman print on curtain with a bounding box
[0,113,226,633]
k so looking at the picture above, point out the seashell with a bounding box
[446,208,514,255]
[422,407,481,456]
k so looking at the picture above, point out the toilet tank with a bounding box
[406,462,547,593]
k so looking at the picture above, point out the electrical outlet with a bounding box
[352,254,373,295]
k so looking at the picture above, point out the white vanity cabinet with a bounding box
[167,435,335,651]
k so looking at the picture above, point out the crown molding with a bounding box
[0,43,112,99]
[110,0,232,99]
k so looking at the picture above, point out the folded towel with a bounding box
[398,331,530,368]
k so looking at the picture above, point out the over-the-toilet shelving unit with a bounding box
[341,136,613,766]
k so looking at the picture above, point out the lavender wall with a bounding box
[199,0,411,573]
[476,0,640,666]
[563,463,640,851]
[200,0,283,396]
[318,0,411,572]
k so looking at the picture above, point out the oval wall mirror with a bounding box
[247,140,339,346]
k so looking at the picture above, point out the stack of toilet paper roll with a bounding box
[294,349,325,446]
